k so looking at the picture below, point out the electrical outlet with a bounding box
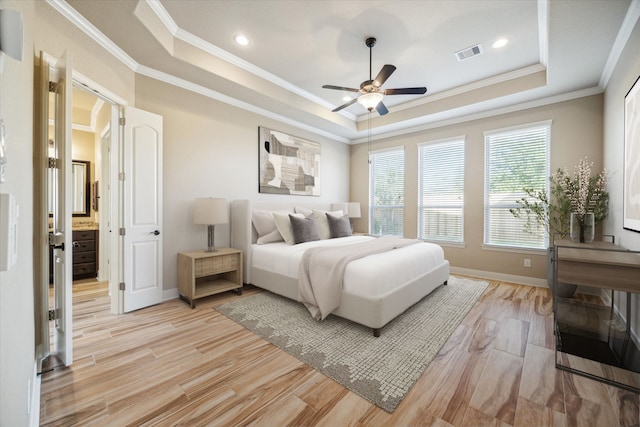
[523,258,531,268]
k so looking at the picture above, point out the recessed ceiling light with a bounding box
[492,38,508,49]
[235,34,249,46]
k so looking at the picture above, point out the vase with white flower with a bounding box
[554,158,609,243]
[510,157,609,297]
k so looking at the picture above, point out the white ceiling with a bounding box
[59,0,636,143]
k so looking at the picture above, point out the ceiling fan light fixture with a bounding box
[358,92,383,111]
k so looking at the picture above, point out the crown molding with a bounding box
[135,64,351,144]
[537,0,549,67]
[47,0,618,147]
[141,0,351,119]
[366,63,547,120]
[45,0,139,72]
[599,0,640,89]
[351,86,603,145]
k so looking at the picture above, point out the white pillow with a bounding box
[312,209,343,239]
[257,229,284,245]
[273,212,304,245]
[252,208,291,242]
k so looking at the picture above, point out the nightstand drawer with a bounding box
[222,254,238,270]
[196,256,223,276]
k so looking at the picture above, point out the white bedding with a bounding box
[251,235,446,297]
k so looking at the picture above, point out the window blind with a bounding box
[418,138,464,242]
[369,147,404,236]
[484,122,550,249]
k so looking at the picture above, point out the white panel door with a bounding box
[123,106,163,312]
[51,51,74,365]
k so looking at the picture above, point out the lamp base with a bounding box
[206,224,218,252]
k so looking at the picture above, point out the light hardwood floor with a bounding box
[40,278,640,426]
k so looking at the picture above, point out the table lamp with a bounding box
[193,198,228,252]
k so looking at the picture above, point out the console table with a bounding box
[552,239,640,393]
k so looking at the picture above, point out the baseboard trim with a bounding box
[163,288,179,301]
[450,267,548,288]
[30,362,41,427]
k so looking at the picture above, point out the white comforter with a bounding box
[251,236,445,297]
[298,236,422,320]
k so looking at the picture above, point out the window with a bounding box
[369,147,404,236]
[484,121,550,249]
[418,138,465,243]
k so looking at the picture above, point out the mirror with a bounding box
[71,160,90,216]
[48,159,90,217]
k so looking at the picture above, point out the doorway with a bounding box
[45,85,114,362]
[36,52,164,371]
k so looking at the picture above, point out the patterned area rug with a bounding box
[215,275,489,412]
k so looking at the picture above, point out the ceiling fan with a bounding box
[322,37,427,116]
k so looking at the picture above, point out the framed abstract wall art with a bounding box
[624,75,640,233]
[258,126,321,196]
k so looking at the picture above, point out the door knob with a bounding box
[151,230,160,236]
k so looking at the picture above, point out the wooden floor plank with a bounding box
[39,279,639,426]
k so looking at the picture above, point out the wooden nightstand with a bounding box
[177,248,243,308]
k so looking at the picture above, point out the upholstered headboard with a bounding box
[230,199,339,284]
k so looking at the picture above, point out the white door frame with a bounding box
[51,60,128,315]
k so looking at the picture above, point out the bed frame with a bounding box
[230,199,450,336]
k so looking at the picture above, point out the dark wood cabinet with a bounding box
[72,229,98,280]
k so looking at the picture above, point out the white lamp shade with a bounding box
[331,203,348,213]
[347,202,361,218]
[193,198,228,225]
[358,92,383,111]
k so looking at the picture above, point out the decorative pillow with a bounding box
[252,208,291,244]
[257,229,284,245]
[289,214,321,244]
[273,212,304,245]
[327,213,352,238]
[313,209,343,239]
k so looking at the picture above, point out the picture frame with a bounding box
[624,75,640,233]
[258,126,321,196]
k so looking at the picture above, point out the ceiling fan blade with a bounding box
[384,87,427,95]
[332,97,359,112]
[375,101,389,116]
[322,84,359,92]
[373,64,396,87]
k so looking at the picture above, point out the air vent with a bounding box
[454,44,483,61]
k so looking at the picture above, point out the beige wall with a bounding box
[134,75,350,291]
[351,95,604,283]
[0,1,35,425]
[603,15,640,352]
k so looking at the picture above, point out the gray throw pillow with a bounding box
[327,213,352,238]
[289,214,321,244]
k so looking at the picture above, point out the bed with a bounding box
[230,199,450,336]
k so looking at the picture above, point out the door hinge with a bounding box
[119,172,125,181]
[119,117,126,126]
[48,157,58,168]
[119,282,125,291]
[48,309,57,321]
[119,228,125,236]
[48,81,58,93]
